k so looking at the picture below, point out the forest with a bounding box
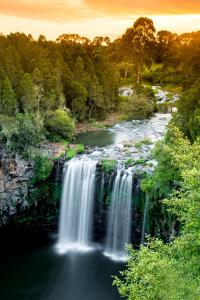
[0,17,200,300]
[0,17,200,155]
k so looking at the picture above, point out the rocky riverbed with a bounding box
[75,113,172,174]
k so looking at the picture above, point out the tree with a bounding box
[122,17,156,84]
[0,77,16,115]
[70,81,88,121]
[114,127,200,300]
[18,73,37,112]
[177,80,200,140]
[35,55,64,111]
[74,57,88,86]
[88,76,104,119]
[32,68,45,113]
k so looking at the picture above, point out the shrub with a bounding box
[125,158,135,167]
[119,86,154,120]
[66,149,76,160]
[66,144,85,160]
[135,138,153,149]
[45,109,75,141]
[33,155,54,184]
[0,113,45,155]
[101,159,117,173]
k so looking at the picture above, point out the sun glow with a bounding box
[0,1,200,39]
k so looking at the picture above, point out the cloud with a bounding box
[0,0,200,25]
[85,0,200,15]
[0,0,89,22]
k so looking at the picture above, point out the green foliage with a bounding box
[114,127,200,299]
[125,158,147,167]
[33,155,54,184]
[0,32,120,141]
[0,113,45,155]
[119,85,155,120]
[66,144,85,160]
[177,81,200,140]
[45,109,75,141]
[141,139,181,198]
[18,73,38,112]
[135,138,153,149]
[66,148,76,160]
[14,182,62,224]
[0,77,16,115]
[121,17,156,84]
[124,158,135,167]
[101,159,117,173]
[114,239,198,300]
[75,143,85,154]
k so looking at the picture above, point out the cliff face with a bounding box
[0,143,65,227]
[0,150,34,225]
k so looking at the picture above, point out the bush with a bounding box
[125,158,135,167]
[45,109,75,141]
[76,144,85,154]
[0,113,45,155]
[101,159,117,173]
[66,149,76,160]
[33,155,54,184]
[66,144,85,160]
[119,86,154,120]
[135,138,153,149]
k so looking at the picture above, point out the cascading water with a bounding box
[104,170,133,261]
[141,195,149,245]
[57,159,97,253]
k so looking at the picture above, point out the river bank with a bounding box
[75,113,122,134]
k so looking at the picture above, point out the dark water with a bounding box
[74,130,116,147]
[0,230,123,300]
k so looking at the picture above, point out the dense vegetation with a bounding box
[1,17,200,155]
[0,32,119,155]
[112,18,200,300]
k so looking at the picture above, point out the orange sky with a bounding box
[0,0,200,39]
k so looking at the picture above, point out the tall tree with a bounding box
[88,76,104,119]
[122,17,156,84]
[0,76,16,115]
[18,73,37,112]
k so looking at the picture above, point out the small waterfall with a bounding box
[57,159,97,253]
[104,170,133,261]
[141,195,149,244]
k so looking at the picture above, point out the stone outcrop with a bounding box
[0,149,34,225]
[0,143,65,226]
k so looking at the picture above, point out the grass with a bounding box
[125,158,135,167]
[125,158,148,167]
[66,144,85,160]
[135,138,153,149]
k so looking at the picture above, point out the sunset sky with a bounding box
[1,0,200,40]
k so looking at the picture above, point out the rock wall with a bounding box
[0,143,65,227]
[0,149,34,225]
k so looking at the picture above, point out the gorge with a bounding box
[0,112,172,300]
[0,88,175,300]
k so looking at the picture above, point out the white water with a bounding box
[141,195,149,244]
[104,170,133,261]
[57,159,97,253]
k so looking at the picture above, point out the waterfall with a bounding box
[104,170,133,261]
[57,159,97,253]
[141,195,149,244]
